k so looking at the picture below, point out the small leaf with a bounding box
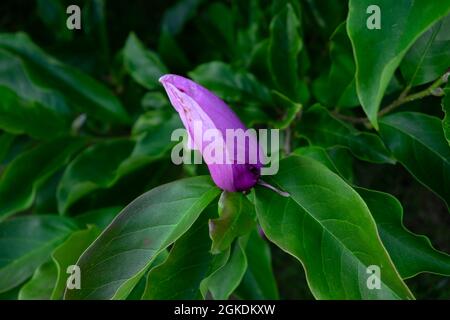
[64,176,220,300]
[0,215,77,293]
[209,191,255,254]
[379,112,450,207]
[123,33,168,90]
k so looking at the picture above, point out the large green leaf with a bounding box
[0,137,85,221]
[209,191,255,254]
[268,3,303,102]
[357,188,450,278]
[64,176,220,300]
[379,112,450,207]
[236,230,279,300]
[51,226,100,299]
[347,0,450,128]
[0,32,129,124]
[18,260,57,300]
[141,205,214,299]
[0,215,77,293]
[401,14,450,87]
[299,105,394,164]
[255,155,414,299]
[189,61,272,104]
[123,33,168,90]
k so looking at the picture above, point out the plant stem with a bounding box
[332,72,449,125]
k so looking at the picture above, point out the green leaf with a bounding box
[347,0,450,128]
[312,23,359,109]
[270,90,302,129]
[189,61,272,104]
[209,191,255,254]
[201,237,248,300]
[57,139,134,214]
[64,176,220,300]
[0,215,77,293]
[443,82,450,144]
[299,105,395,164]
[269,3,303,102]
[0,49,72,139]
[0,137,85,221]
[141,92,169,110]
[255,155,414,299]
[51,226,100,299]
[401,14,450,87]
[379,112,450,207]
[57,113,180,213]
[141,205,215,299]
[0,32,130,125]
[123,33,168,90]
[356,188,450,279]
[236,230,279,300]
[18,260,57,300]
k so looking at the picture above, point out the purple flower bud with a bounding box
[159,74,263,192]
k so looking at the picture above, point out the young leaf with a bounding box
[356,188,450,279]
[64,176,220,300]
[141,204,215,299]
[379,112,450,207]
[209,191,255,254]
[0,215,77,293]
[123,33,168,90]
[347,0,450,128]
[255,155,414,299]
[0,137,85,221]
[236,230,279,300]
